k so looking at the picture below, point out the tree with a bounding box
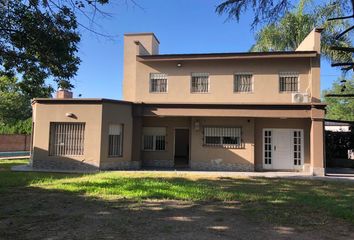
[250,0,353,63]
[0,0,112,88]
[323,77,354,121]
[0,75,51,123]
[0,76,30,123]
[216,0,354,28]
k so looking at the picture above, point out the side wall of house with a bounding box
[99,102,137,170]
[31,103,103,171]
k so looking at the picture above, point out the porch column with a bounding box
[131,117,142,168]
[310,118,325,176]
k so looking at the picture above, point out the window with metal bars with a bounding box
[142,127,166,151]
[108,124,123,157]
[204,127,242,148]
[191,73,209,93]
[234,74,253,93]
[150,73,167,93]
[49,122,85,156]
[279,73,299,92]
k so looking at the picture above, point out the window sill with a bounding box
[279,91,299,94]
[203,144,245,149]
[233,92,254,94]
[108,155,123,158]
[142,150,167,152]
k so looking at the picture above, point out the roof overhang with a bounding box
[32,98,326,119]
[133,102,326,119]
[137,51,318,62]
[32,98,133,105]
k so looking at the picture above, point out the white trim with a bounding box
[262,128,304,170]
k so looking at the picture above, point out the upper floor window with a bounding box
[191,73,209,93]
[279,72,299,92]
[234,73,253,93]
[108,124,123,157]
[142,127,166,151]
[150,73,167,93]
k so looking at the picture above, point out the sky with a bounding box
[65,0,343,99]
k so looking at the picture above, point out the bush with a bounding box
[0,118,32,134]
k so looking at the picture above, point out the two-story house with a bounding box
[30,28,326,175]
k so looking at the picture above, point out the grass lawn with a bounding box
[1,159,354,240]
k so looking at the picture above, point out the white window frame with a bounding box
[191,73,210,93]
[279,72,299,93]
[108,124,123,157]
[203,127,242,148]
[142,127,167,151]
[149,73,168,93]
[234,73,254,93]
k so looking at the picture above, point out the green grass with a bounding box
[1,159,354,225]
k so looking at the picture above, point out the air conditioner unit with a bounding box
[292,93,310,103]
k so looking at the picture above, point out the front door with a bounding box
[174,129,190,167]
[263,129,304,170]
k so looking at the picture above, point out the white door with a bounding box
[263,129,304,170]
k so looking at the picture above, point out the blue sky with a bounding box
[67,0,342,99]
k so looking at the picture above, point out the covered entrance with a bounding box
[263,128,304,170]
[174,128,190,167]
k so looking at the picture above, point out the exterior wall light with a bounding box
[177,63,182,68]
[66,113,75,118]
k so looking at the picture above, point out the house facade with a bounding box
[30,28,326,175]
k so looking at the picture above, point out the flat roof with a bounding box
[137,51,318,61]
[124,32,160,44]
[32,98,326,109]
[32,98,133,105]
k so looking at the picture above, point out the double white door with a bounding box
[263,129,303,170]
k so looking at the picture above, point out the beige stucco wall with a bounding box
[100,102,135,170]
[123,33,159,102]
[190,117,255,171]
[31,103,103,171]
[254,118,311,171]
[134,58,316,104]
[123,32,321,104]
[140,116,255,171]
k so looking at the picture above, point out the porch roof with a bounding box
[133,102,326,119]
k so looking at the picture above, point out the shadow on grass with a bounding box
[1,160,354,239]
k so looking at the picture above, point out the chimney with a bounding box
[56,89,73,99]
[296,28,323,53]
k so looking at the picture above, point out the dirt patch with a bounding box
[1,188,353,240]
